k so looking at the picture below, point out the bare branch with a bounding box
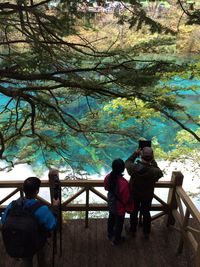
[159,109,200,142]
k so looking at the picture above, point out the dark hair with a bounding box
[108,158,125,192]
[23,177,41,198]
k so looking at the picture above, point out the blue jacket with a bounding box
[1,198,57,231]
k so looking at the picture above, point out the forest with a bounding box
[0,0,199,178]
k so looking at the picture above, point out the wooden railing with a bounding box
[0,179,172,226]
[0,172,200,266]
[166,172,200,267]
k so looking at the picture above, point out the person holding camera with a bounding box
[125,146,163,239]
[1,177,59,267]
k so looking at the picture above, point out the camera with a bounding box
[138,140,151,150]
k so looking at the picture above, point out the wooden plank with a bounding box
[0,204,108,213]
[85,188,89,228]
[96,219,108,267]
[155,181,174,188]
[0,188,19,205]
[176,192,185,219]
[0,181,24,188]
[194,236,200,267]
[187,226,200,236]
[72,220,89,267]
[0,180,104,187]
[177,207,190,253]
[153,193,168,207]
[0,203,167,213]
[0,179,174,188]
[87,219,98,267]
[62,188,85,206]
[176,187,200,223]
[187,231,198,251]
[173,209,198,252]
[0,218,190,267]
[62,203,165,211]
[166,172,183,226]
[89,187,108,202]
[172,209,184,226]
[62,220,75,267]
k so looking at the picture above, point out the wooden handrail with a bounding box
[0,179,174,188]
[176,187,200,223]
[165,172,200,267]
[0,179,108,188]
[0,179,173,225]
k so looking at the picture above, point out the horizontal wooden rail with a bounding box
[0,177,174,230]
[0,179,174,188]
[0,203,168,213]
[0,179,109,188]
[0,179,173,224]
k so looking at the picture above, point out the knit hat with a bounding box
[141,147,154,161]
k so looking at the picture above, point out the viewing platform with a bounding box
[0,172,200,267]
[0,218,189,267]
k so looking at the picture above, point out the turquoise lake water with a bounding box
[0,78,199,174]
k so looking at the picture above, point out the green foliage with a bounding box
[0,0,199,175]
[168,127,200,161]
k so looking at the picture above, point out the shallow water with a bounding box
[0,78,199,212]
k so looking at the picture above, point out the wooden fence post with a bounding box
[85,188,89,228]
[177,207,190,254]
[166,171,184,226]
[194,236,200,267]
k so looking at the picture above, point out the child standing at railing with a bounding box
[104,158,134,245]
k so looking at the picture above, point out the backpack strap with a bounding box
[27,202,48,238]
[9,198,44,215]
[11,200,20,208]
[7,199,23,216]
[26,202,44,215]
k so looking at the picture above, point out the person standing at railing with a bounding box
[104,158,134,246]
[1,176,59,267]
[125,147,163,239]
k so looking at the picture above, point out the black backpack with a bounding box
[2,199,45,258]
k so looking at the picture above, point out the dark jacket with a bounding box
[125,152,163,200]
